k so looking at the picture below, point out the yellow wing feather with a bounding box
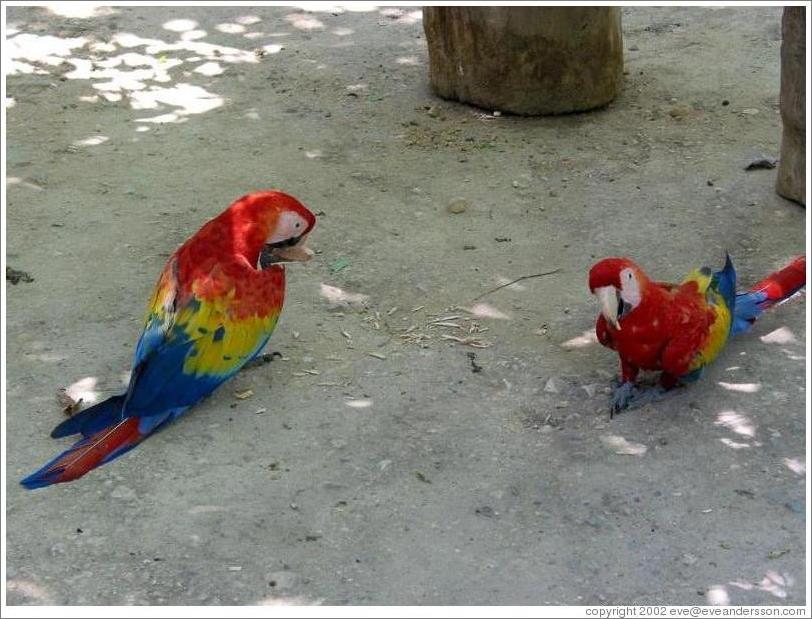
[688,288,732,371]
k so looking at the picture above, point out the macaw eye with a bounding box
[626,272,633,280]
[295,222,301,229]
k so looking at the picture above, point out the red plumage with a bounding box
[589,254,806,414]
[32,419,144,487]
[592,274,714,386]
[750,255,806,305]
[21,191,317,489]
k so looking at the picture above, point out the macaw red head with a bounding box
[226,191,317,266]
[588,257,649,330]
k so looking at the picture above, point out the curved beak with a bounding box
[594,286,621,330]
[260,233,314,267]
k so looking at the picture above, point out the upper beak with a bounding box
[594,286,621,330]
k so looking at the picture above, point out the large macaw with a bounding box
[22,191,316,489]
[588,254,806,416]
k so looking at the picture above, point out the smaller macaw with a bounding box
[588,254,806,416]
[22,191,316,488]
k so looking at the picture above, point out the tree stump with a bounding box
[422,7,624,115]
[776,7,806,205]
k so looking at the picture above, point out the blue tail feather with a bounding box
[50,395,125,439]
[732,290,768,334]
[712,253,737,311]
[731,255,806,335]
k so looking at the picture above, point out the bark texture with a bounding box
[776,7,806,205]
[423,7,624,115]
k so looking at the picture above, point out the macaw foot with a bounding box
[244,351,283,370]
[610,381,669,418]
[610,381,636,418]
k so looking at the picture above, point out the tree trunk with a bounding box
[422,7,624,116]
[776,7,806,205]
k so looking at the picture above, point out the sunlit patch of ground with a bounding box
[5,19,286,129]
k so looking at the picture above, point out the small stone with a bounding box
[492,110,501,117]
[681,553,698,566]
[447,198,469,214]
[267,570,298,589]
[668,105,693,119]
[741,108,759,115]
[544,378,560,394]
[475,506,496,518]
[744,156,778,171]
[601,435,648,456]
[628,44,639,51]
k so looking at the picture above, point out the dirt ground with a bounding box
[4,4,807,606]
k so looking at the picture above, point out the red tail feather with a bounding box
[21,418,144,488]
[751,255,806,302]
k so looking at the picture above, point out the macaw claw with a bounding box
[610,380,668,418]
[244,351,283,370]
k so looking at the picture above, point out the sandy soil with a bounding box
[5,4,806,606]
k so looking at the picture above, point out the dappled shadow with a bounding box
[7,176,44,191]
[284,13,326,31]
[706,585,730,605]
[560,329,599,349]
[344,398,373,409]
[600,434,647,456]
[464,302,511,321]
[285,3,378,14]
[6,11,283,131]
[44,4,116,19]
[714,409,764,450]
[255,593,323,605]
[715,410,755,437]
[730,570,795,599]
[782,457,805,476]
[6,578,53,604]
[760,326,798,345]
[707,570,796,605]
[717,381,761,393]
[759,325,805,363]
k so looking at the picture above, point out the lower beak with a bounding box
[271,238,314,263]
[261,234,314,265]
[595,286,621,330]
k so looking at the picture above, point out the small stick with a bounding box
[472,269,561,301]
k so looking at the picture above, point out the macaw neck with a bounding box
[239,220,272,266]
[619,279,665,324]
[209,210,271,266]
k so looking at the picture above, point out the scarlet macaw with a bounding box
[22,191,316,488]
[588,254,805,415]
